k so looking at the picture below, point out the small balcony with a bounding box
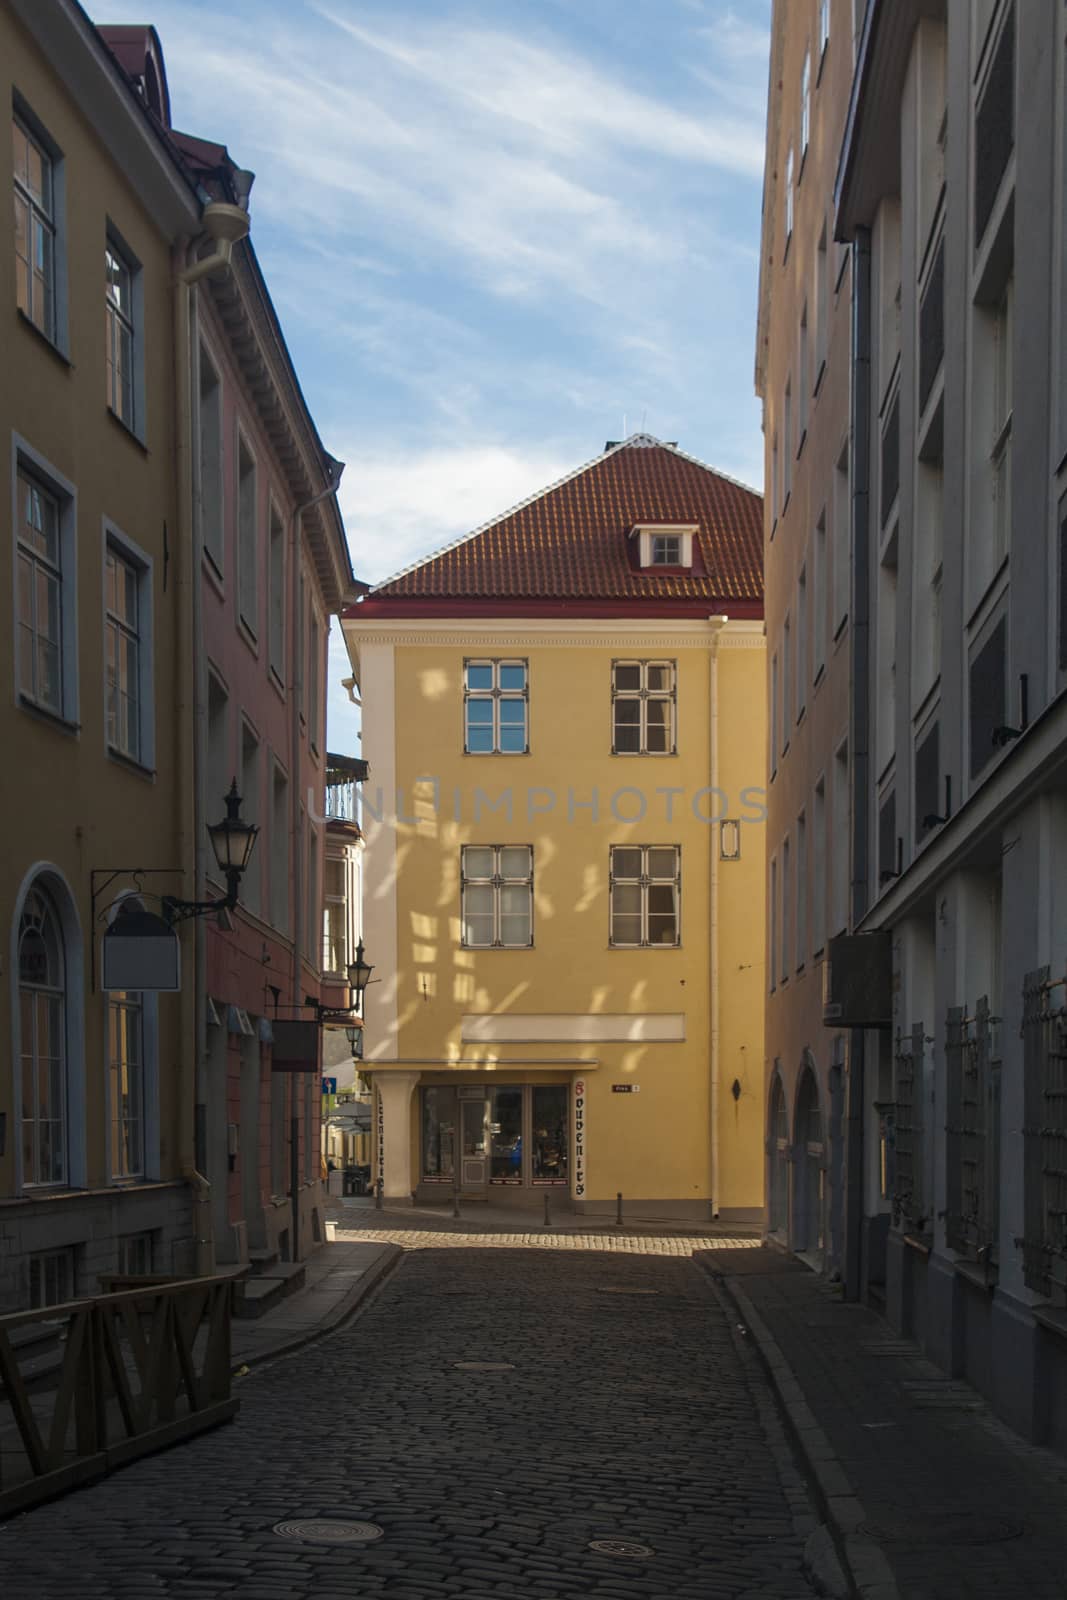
[325,752,368,826]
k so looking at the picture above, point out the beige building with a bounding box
[756,0,859,1275]
[1,8,202,1305]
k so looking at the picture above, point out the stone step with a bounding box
[232,1261,306,1320]
[246,1248,280,1276]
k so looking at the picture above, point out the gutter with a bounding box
[708,615,728,1219]
[844,226,872,1299]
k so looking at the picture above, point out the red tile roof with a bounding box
[363,436,763,614]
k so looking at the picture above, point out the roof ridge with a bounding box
[365,434,759,597]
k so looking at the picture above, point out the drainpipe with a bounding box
[175,199,251,1276]
[708,615,728,1220]
[844,225,872,1300]
[288,464,344,1262]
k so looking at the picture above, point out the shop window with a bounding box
[489,1087,523,1183]
[532,1085,568,1183]
[422,1086,457,1180]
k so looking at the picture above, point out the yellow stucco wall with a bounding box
[359,623,766,1216]
[1,14,185,1199]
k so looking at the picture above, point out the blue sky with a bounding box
[93,0,770,751]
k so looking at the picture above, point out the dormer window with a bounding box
[652,535,682,565]
[631,524,696,570]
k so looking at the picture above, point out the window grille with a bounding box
[945,997,999,1260]
[1021,967,1067,1302]
[893,1022,926,1230]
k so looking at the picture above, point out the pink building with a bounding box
[178,139,353,1268]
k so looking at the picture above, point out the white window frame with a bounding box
[819,0,830,64]
[240,717,262,916]
[322,846,354,976]
[198,342,224,576]
[13,105,67,352]
[461,844,534,949]
[785,145,794,244]
[108,989,144,1181]
[308,600,321,755]
[12,436,78,726]
[634,526,695,568]
[608,844,681,949]
[236,427,258,640]
[800,49,811,163]
[611,659,677,755]
[103,522,155,770]
[105,224,145,440]
[268,494,286,688]
[464,658,529,754]
[269,756,290,935]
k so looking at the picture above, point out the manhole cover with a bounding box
[274,1519,384,1546]
[588,1538,655,1559]
[859,1512,1022,1547]
[596,1288,659,1296]
[452,1361,515,1371]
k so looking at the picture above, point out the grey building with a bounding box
[835,0,1067,1447]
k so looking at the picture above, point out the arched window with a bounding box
[19,886,67,1185]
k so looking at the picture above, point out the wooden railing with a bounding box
[0,1273,237,1518]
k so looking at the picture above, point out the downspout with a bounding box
[175,200,251,1276]
[288,465,344,1262]
[709,615,728,1219]
[845,225,872,1299]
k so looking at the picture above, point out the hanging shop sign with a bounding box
[271,1019,321,1073]
[101,904,180,992]
[573,1077,586,1199]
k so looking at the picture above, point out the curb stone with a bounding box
[234,1243,404,1373]
[694,1256,901,1600]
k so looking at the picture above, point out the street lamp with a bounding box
[163,781,259,923]
[348,939,374,1010]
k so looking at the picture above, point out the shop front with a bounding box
[418,1079,571,1206]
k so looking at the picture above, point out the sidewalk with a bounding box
[229,1237,401,1371]
[330,1193,762,1237]
[697,1246,1067,1600]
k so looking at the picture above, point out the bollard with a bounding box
[452,1168,461,1219]
[375,1175,384,1211]
[543,1191,551,1228]
[616,1191,624,1227]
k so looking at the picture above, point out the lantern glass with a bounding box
[207,781,259,876]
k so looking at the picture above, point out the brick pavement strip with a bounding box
[697,1246,1067,1600]
[0,1235,823,1600]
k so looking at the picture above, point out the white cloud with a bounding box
[334,441,578,584]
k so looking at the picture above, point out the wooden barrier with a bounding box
[0,1274,237,1518]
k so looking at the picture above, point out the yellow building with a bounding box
[0,14,202,1304]
[344,435,766,1220]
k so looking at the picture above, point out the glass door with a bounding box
[461,1098,489,1194]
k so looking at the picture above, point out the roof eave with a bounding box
[13,0,200,238]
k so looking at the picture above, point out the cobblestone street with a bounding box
[1,1235,821,1600]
